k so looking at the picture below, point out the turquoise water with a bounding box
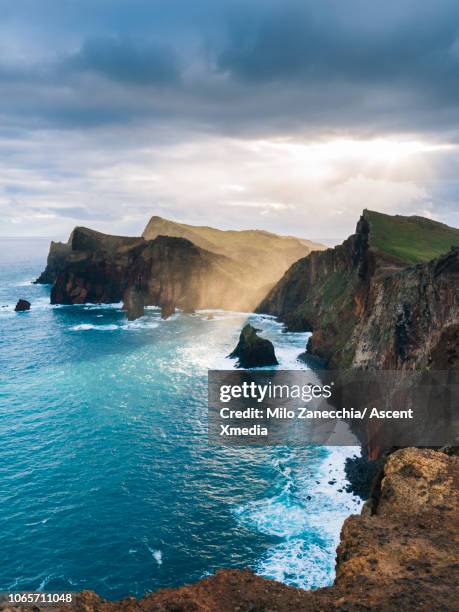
[0,239,361,600]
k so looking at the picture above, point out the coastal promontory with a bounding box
[36,216,326,318]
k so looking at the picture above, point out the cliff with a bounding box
[47,227,262,316]
[257,210,459,370]
[4,448,457,611]
[34,239,72,284]
[142,215,326,288]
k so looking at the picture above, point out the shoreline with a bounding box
[3,448,454,611]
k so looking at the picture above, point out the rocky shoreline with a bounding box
[21,210,458,610]
[2,448,456,611]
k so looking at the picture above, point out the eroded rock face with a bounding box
[38,218,326,317]
[14,299,31,312]
[258,211,459,457]
[229,323,279,368]
[5,449,456,611]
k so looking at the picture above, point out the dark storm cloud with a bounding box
[66,37,181,85]
[218,0,459,107]
[0,0,459,136]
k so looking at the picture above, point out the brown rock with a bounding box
[228,323,278,368]
[14,299,31,312]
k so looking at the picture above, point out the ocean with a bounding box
[0,238,362,600]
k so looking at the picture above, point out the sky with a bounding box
[1,0,459,242]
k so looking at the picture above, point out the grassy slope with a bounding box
[366,210,459,264]
[142,216,326,287]
[142,216,325,255]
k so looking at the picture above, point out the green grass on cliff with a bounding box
[366,210,459,264]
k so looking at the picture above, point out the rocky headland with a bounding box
[36,216,325,319]
[3,448,457,611]
[258,211,459,457]
[142,215,325,290]
[257,210,459,371]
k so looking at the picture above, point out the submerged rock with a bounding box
[14,299,31,312]
[229,324,278,368]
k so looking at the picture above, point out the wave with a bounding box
[70,324,119,331]
[233,446,362,589]
[123,319,159,330]
[70,319,160,332]
[255,538,334,589]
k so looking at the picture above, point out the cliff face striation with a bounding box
[258,210,459,370]
[4,448,456,611]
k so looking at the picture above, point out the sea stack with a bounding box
[123,286,145,321]
[229,324,278,368]
[160,302,176,320]
[14,299,31,312]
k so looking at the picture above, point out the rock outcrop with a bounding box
[258,210,459,370]
[160,302,175,320]
[34,240,72,284]
[14,299,31,312]
[5,448,456,611]
[122,286,145,321]
[229,324,279,368]
[46,227,264,316]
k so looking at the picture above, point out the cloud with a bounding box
[0,0,458,239]
[0,0,458,137]
[65,36,181,85]
[0,127,455,240]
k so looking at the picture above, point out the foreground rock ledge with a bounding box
[2,448,457,611]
